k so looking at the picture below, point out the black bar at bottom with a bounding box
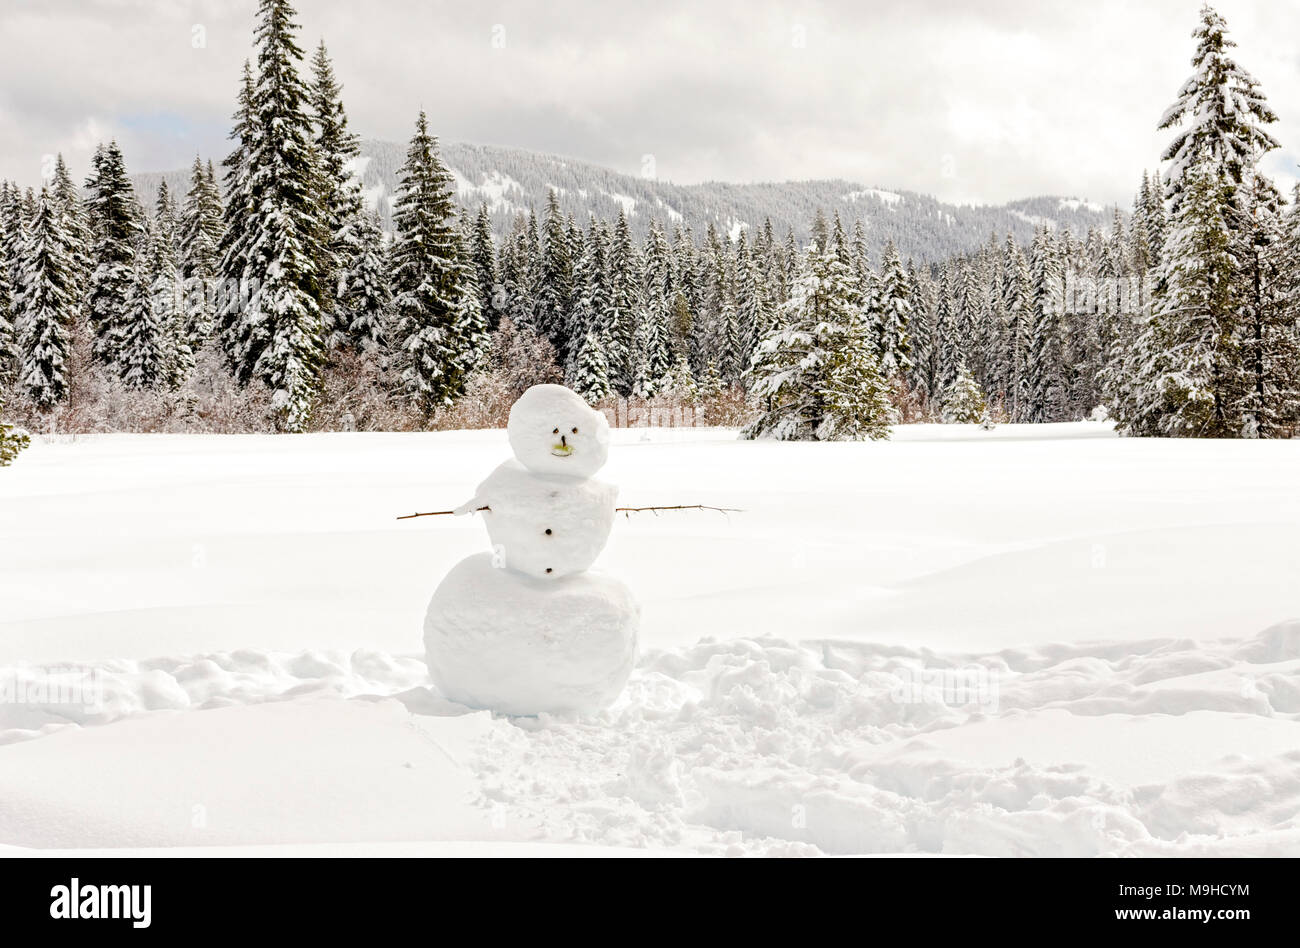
[0,855,1288,937]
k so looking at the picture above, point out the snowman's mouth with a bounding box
[550,444,573,457]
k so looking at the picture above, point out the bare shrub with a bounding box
[309,348,424,432]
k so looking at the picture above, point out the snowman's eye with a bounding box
[572,427,578,434]
[553,427,559,434]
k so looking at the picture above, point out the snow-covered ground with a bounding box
[1,423,1297,855]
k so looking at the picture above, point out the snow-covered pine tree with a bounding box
[732,235,770,380]
[0,394,29,466]
[574,330,612,405]
[1159,4,1279,216]
[244,0,329,431]
[468,202,499,330]
[873,240,914,383]
[539,189,574,360]
[1239,176,1300,437]
[148,199,192,388]
[567,216,613,383]
[718,287,744,384]
[849,221,872,307]
[51,154,92,311]
[1000,236,1032,420]
[389,110,480,414]
[118,217,167,391]
[1140,164,1242,436]
[692,357,720,402]
[817,329,894,441]
[630,305,669,397]
[941,361,988,425]
[17,190,74,409]
[954,258,987,384]
[522,212,546,330]
[179,155,223,350]
[0,184,17,382]
[1145,170,1168,273]
[696,230,734,379]
[339,210,391,352]
[673,227,700,356]
[309,40,364,346]
[779,228,798,306]
[933,261,960,394]
[154,180,178,254]
[1094,212,1132,403]
[1109,8,1281,437]
[810,210,829,255]
[661,352,697,401]
[455,248,489,383]
[830,212,850,270]
[743,243,891,441]
[1130,172,1157,311]
[85,141,142,371]
[640,220,674,361]
[499,215,539,334]
[217,61,259,380]
[907,264,936,403]
[1027,228,1069,422]
[607,209,640,393]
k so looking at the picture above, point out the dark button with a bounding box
[545,568,553,574]
[545,528,553,535]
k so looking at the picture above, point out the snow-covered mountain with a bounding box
[132,141,1117,263]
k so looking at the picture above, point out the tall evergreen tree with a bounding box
[744,244,891,441]
[733,233,770,377]
[309,39,364,341]
[244,0,329,430]
[539,189,574,359]
[1138,165,1242,436]
[17,190,74,409]
[573,330,612,404]
[339,210,391,352]
[179,155,224,350]
[468,202,500,329]
[0,184,18,382]
[217,60,259,378]
[1117,4,1282,438]
[119,217,168,391]
[148,202,191,388]
[1159,4,1279,214]
[85,141,142,370]
[1240,176,1300,436]
[1000,236,1032,419]
[389,110,481,413]
[51,154,92,311]
[1027,229,1069,422]
[873,240,914,383]
[500,215,539,333]
[607,209,640,393]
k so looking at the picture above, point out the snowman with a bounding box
[423,384,639,716]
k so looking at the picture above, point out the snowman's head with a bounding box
[507,384,610,478]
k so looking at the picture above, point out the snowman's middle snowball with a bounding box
[474,459,618,579]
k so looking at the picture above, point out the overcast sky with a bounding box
[1,0,1298,206]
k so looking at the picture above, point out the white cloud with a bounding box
[0,0,1297,206]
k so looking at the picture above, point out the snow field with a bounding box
[0,423,1297,854]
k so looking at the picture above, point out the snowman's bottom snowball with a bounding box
[424,553,639,716]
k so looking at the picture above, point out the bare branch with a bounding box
[396,506,489,520]
[615,504,744,516]
[397,503,742,521]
